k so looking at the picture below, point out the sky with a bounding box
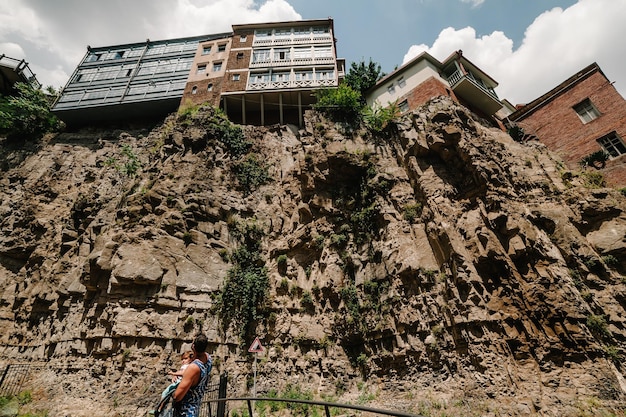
[1,0,625,105]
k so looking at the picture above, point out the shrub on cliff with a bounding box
[0,82,61,138]
[313,83,363,123]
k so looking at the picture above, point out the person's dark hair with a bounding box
[192,333,209,353]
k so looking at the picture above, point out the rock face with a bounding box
[0,97,625,416]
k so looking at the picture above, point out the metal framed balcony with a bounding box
[446,69,502,115]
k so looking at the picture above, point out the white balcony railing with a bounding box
[253,34,332,47]
[446,69,498,99]
[250,56,335,68]
[247,78,337,91]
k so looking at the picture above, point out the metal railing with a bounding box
[446,69,498,99]
[203,397,424,417]
[0,364,30,397]
[198,372,228,417]
[0,54,41,89]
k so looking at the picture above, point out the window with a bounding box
[274,28,291,37]
[399,100,409,113]
[597,132,626,158]
[114,51,125,59]
[202,45,211,55]
[272,72,289,82]
[240,35,247,42]
[295,71,312,80]
[251,73,270,83]
[207,83,213,92]
[196,65,206,75]
[233,74,240,81]
[218,44,226,52]
[213,62,223,72]
[315,70,334,80]
[293,47,312,60]
[574,98,600,123]
[191,86,198,94]
[314,46,332,58]
[397,77,406,88]
[253,49,271,63]
[236,52,244,60]
[274,49,290,61]
[85,53,102,62]
[387,84,396,94]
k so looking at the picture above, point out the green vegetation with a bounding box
[580,150,610,169]
[604,345,622,363]
[507,125,525,142]
[300,290,314,309]
[276,254,288,267]
[278,278,289,292]
[362,101,400,134]
[0,82,61,138]
[343,59,385,102]
[218,218,269,341]
[601,254,619,267]
[403,202,423,223]
[313,83,362,122]
[619,187,626,197]
[255,385,318,417]
[105,144,141,177]
[580,170,605,188]
[0,391,46,417]
[183,231,193,246]
[232,154,271,195]
[586,314,611,339]
[340,284,360,322]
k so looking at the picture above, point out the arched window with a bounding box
[192,86,198,94]
[207,83,213,92]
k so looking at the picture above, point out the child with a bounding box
[161,351,194,398]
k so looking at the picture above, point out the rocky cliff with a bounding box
[0,97,625,417]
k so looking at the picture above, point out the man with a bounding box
[172,333,213,417]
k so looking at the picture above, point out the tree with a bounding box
[313,83,363,122]
[0,82,61,138]
[344,59,385,102]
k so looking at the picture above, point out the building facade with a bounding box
[366,50,504,121]
[508,63,626,187]
[52,33,228,124]
[0,54,40,95]
[53,19,344,127]
[180,18,345,126]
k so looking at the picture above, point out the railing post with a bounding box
[246,399,254,417]
[217,372,227,417]
[0,365,10,394]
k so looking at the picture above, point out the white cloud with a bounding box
[0,42,26,59]
[0,0,301,88]
[460,0,485,7]
[402,0,626,105]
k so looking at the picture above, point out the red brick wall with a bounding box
[180,77,223,108]
[232,29,254,49]
[515,70,626,187]
[399,76,458,111]
[222,72,248,93]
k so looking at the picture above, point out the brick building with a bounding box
[508,63,626,187]
[53,19,344,127]
[181,18,344,127]
[366,50,505,121]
